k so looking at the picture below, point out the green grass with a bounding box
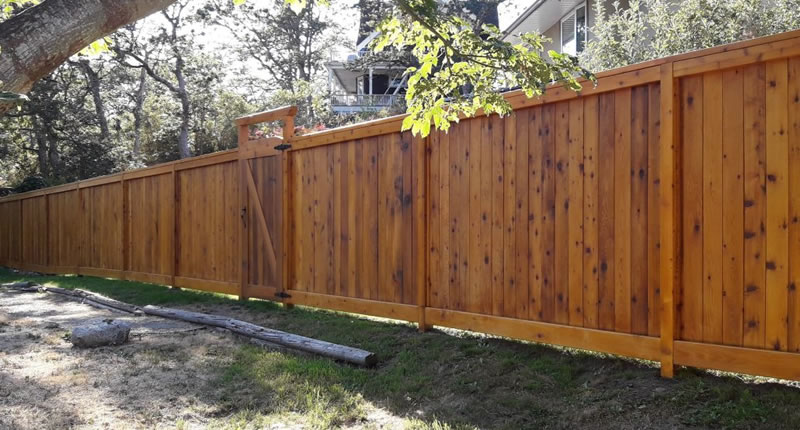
[3,267,800,429]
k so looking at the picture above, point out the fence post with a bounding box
[414,133,430,332]
[121,176,129,278]
[44,191,49,270]
[74,182,80,274]
[76,182,83,275]
[238,124,250,301]
[171,164,178,288]
[280,114,294,309]
[659,62,680,378]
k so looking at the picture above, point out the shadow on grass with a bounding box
[2,267,800,429]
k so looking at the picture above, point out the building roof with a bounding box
[502,0,585,41]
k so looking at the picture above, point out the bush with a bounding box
[580,0,800,71]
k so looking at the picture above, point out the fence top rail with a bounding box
[0,149,239,203]
[289,29,800,150]
[234,106,298,126]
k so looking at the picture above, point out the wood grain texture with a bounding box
[743,63,767,349]
[721,68,745,346]
[680,75,704,342]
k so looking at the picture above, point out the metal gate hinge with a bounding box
[275,291,291,299]
[274,143,292,151]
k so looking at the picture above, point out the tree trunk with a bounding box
[175,55,191,159]
[143,305,377,366]
[77,59,110,143]
[33,117,49,177]
[132,66,147,159]
[0,0,179,116]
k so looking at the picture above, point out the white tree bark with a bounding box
[0,0,178,115]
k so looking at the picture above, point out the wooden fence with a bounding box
[4,30,800,380]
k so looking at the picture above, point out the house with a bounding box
[326,0,500,114]
[325,31,409,114]
[502,0,625,56]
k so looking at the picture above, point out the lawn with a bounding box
[1,267,799,429]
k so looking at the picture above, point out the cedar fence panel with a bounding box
[4,31,800,380]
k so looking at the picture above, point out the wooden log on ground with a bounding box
[42,286,143,316]
[2,283,139,315]
[73,289,143,315]
[1,281,39,290]
[143,305,377,366]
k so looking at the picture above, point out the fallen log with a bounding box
[74,289,143,315]
[1,281,39,290]
[2,283,143,316]
[143,305,376,366]
[42,286,143,316]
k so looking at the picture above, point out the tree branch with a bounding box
[0,0,180,116]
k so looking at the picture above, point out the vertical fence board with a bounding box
[568,99,585,327]
[583,96,600,329]
[540,105,557,323]
[631,86,650,335]
[503,112,517,317]
[765,59,790,351]
[401,132,414,305]
[743,63,768,349]
[468,119,483,313]
[722,68,745,346]
[681,75,704,342]
[342,142,358,298]
[452,123,469,311]
[438,130,451,309]
[429,132,442,308]
[478,119,493,314]
[702,71,724,344]
[597,93,616,331]
[789,57,800,352]
[294,150,312,291]
[528,107,543,320]
[379,135,402,303]
[515,110,531,319]
[491,116,506,317]
[614,88,633,333]
[647,83,663,337]
[554,102,570,324]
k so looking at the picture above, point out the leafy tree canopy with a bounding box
[581,0,800,71]
[372,0,592,136]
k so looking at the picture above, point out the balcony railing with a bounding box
[331,94,400,107]
[330,94,403,113]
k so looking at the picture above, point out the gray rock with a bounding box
[71,320,131,348]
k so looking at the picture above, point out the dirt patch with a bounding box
[0,289,404,429]
[3,280,800,430]
[0,289,234,429]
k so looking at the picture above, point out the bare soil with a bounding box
[3,280,800,430]
[0,289,401,429]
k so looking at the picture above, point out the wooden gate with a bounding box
[236,107,295,301]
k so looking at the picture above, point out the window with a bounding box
[561,3,586,56]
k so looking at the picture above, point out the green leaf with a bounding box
[79,37,112,56]
[285,0,307,13]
